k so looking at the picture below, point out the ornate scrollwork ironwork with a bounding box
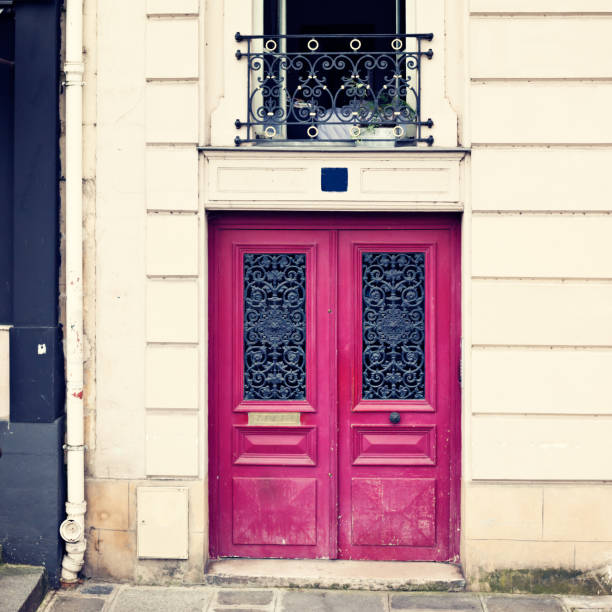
[235,33,434,145]
[243,253,306,400]
[362,252,425,400]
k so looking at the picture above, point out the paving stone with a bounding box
[112,587,211,612]
[79,583,115,595]
[391,593,482,610]
[48,595,106,612]
[564,596,612,610]
[279,590,385,612]
[217,589,274,605]
[484,595,564,612]
[211,609,272,612]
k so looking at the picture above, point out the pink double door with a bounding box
[209,214,460,562]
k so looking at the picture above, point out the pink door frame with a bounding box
[208,212,461,562]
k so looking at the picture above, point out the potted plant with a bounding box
[357,97,417,146]
[343,78,417,146]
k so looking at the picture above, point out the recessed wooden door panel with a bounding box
[351,478,436,547]
[210,214,460,563]
[233,426,317,466]
[352,425,436,466]
[232,478,318,545]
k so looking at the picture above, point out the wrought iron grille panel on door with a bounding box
[362,252,425,400]
[243,253,307,400]
[234,32,434,146]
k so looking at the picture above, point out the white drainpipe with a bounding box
[59,0,86,583]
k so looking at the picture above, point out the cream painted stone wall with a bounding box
[465,0,612,585]
[80,0,612,588]
[84,0,206,583]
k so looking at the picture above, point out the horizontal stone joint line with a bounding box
[471,143,612,148]
[472,142,612,147]
[472,211,612,215]
[146,77,199,83]
[145,407,200,413]
[146,211,199,215]
[472,412,612,419]
[146,14,200,19]
[471,480,612,487]
[468,537,611,542]
[146,274,200,280]
[470,479,612,484]
[472,344,612,350]
[470,12,612,17]
[472,77,612,83]
[146,141,199,146]
[145,142,199,148]
[472,276,612,283]
[146,341,200,347]
[144,475,200,480]
[472,411,612,418]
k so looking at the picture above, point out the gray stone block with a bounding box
[112,587,211,612]
[79,583,114,595]
[217,590,274,605]
[563,595,612,610]
[48,596,105,612]
[211,609,272,612]
[484,596,564,612]
[279,590,386,612]
[391,593,482,610]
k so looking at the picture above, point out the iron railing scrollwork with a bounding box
[243,253,307,401]
[234,32,434,147]
[362,252,426,400]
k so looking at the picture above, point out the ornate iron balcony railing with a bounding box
[234,32,434,147]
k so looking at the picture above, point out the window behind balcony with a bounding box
[235,1,433,146]
[265,0,405,38]
[265,1,406,140]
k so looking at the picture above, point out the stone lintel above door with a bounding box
[202,149,466,211]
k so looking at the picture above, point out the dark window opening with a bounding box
[264,1,406,141]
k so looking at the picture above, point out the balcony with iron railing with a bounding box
[234,32,434,147]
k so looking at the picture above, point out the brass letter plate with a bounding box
[248,412,301,426]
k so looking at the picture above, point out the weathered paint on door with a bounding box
[209,214,461,561]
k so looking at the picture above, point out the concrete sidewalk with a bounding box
[38,583,612,612]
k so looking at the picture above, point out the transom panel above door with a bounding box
[209,214,460,562]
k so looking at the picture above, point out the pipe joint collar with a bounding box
[61,554,84,574]
[64,61,85,75]
[65,500,87,516]
[65,539,87,555]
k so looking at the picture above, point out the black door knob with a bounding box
[389,411,401,424]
